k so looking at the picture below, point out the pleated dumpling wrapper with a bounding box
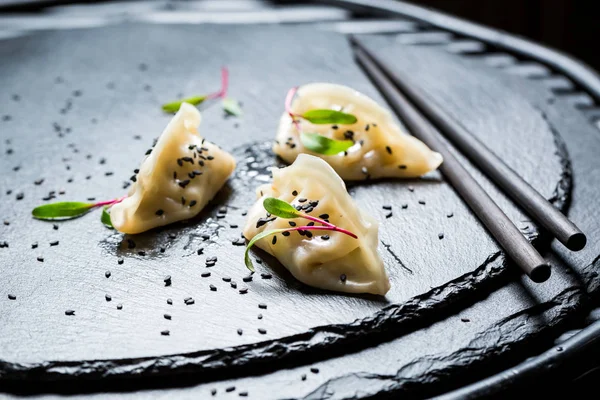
[274,83,443,180]
[110,103,236,234]
[243,154,390,295]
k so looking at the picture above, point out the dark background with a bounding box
[409,0,600,72]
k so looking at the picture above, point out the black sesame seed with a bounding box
[282,231,290,237]
[49,240,59,246]
[461,318,470,323]
[155,209,164,216]
[259,303,267,309]
[319,213,329,219]
[243,275,253,282]
[65,310,75,316]
[301,374,307,381]
[256,217,276,228]
[164,314,171,320]
[222,277,232,282]
[258,314,263,319]
[447,212,454,218]
[117,304,123,310]
[385,212,393,219]
[185,298,195,305]
[209,284,217,291]
[271,235,277,245]
[138,251,146,256]
[34,178,44,185]
[258,328,267,335]
[382,205,392,210]
[197,248,204,256]
[305,231,313,238]
[239,288,248,294]
[105,271,111,278]
[386,146,392,154]
[37,256,44,262]
[164,275,172,285]
[118,258,124,264]
[298,198,307,203]
[239,391,248,397]
[261,273,272,279]
[408,186,414,192]
[399,164,407,170]
[16,193,24,200]
[8,294,16,300]
[231,282,238,289]
[178,179,191,188]
[310,367,320,374]
[402,204,408,209]
[438,233,445,240]
[237,329,243,336]
[201,272,211,278]
[340,274,347,283]
[105,294,112,302]
[321,235,330,240]
[161,330,170,336]
[289,221,296,227]
[418,200,426,205]
[167,298,173,305]
[226,387,236,393]
[31,242,38,249]
[307,222,315,227]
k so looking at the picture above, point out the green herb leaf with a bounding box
[263,197,301,219]
[302,109,357,125]
[222,98,243,116]
[244,228,289,272]
[300,132,354,155]
[32,201,93,220]
[162,96,207,113]
[101,207,113,229]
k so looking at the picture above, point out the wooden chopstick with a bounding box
[351,36,586,252]
[352,44,551,283]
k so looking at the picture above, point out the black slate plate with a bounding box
[0,24,569,382]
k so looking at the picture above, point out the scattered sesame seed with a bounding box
[164,314,171,320]
[402,204,408,209]
[178,179,191,188]
[117,304,123,310]
[201,272,211,278]
[167,298,173,305]
[105,271,111,278]
[231,282,238,289]
[321,235,330,240]
[210,284,217,291]
[105,294,112,302]
[138,251,146,256]
[237,329,243,336]
[185,298,195,305]
[385,212,393,219]
[161,330,170,336]
[261,273,272,280]
[447,212,454,218]
[239,391,248,397]
[164,275,172,285]
[272,236,277,245]
[239,288,248,294]
[49,240,59,246]
[258,328,267,335]
[438,233,444,240]
[386,146,392,154]
[31,242,38,249]
[461,318,470,323]
[8,294,16,300]
[418,200,426,205]
[301,374,307,381]
[298,198,307,203]
[118,258,124,264]
[258,303,267,309]
[310,368,319,374]
[65,310,75,316]
[382,205,392,210]
[319,213,329,219]
[289,221,296,227]
[408,186,414,192]
[37,256,44,262]
[243,275,253,282]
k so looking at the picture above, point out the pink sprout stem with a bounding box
[93,196,126,208]
[207,66,229,100]
[285,86,302,132]
[287,225,358,240]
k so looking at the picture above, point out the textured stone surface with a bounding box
[0,23,586,395]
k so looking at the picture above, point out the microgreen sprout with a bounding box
[285,86,357,155]
[244,197,357,271]
[32,196,125,227]
[162,67,242,116]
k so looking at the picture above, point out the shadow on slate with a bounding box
[0,24,575,386]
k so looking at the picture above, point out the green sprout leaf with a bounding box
[101,207,113,229]
[263,197,301,219]
[302,109,357,125]
[244,228,290,272]
[222,98,243,116]
[162,96,207,113]
[300,132,354,156]
[32,201,94,221]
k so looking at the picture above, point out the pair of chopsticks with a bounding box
[350,36,586,283]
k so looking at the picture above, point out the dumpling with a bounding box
[243,154,390,295]
[274,83,442,180]
[110,103,236,234]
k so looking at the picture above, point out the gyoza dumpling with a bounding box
[110,103,236,234]
[274,83,442,180]
[243,154,390,295]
